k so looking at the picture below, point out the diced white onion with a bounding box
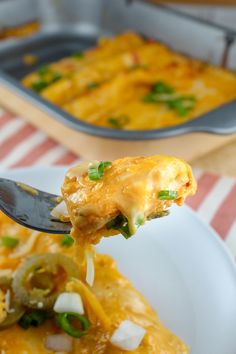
[45,334,72,352]
[53,292,84,315]
[110,320,146,351]
[51,201,68,219]
[86,251,95,287]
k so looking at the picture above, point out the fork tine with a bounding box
[0,178,71,234]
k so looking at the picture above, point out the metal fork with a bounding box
[0,178,71,234]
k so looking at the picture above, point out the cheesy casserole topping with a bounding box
[23,32,236,130]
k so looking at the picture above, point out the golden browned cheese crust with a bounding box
[22,32,145,93]
[22,32,236,130]
[62,155,196,244]
[0,212,188,354]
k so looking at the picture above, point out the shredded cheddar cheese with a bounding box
[66,278,111,330]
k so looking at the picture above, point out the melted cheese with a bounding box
[62,155,196,245]
[0,156,196,353]
[22,32,145,93]
[23,32,236,130]
[0,212,189,353]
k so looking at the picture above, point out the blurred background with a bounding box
[0,0,236,67]
[0,0,236,176]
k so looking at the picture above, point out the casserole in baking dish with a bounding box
[22,32,236,130]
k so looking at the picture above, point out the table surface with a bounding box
[192,138,236,177]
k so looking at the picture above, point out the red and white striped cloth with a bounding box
[0,108,236,253]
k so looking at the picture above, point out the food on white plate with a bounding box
[0,155,196,353]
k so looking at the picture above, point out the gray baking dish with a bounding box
[0,0,236,142]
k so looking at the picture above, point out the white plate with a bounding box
[1,166,236,354]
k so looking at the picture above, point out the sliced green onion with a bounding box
[32,71,62,93]
[61,234,74,247]
[142,92,157,103]
[72,52,84,59]
[1,236,19,249]
[31,80,49,92]
[106,214,132,239]
[152,81,175,94]
[135,216,144,228]
[143,92,173,103]
[142,81,196,117]
[167,96,196,117]
[87,82,99,89]
[38,65,49,76]
[88,161,112,181]
[52,72,62,83]
[18,310,49,329]
[158,190,178,200]
[108,115,129,129]
[56,312,89,338]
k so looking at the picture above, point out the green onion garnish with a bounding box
[87,82,99,89]
[38,65,49,76]
[31,71,62,93]
[31,80,49,93]
[152,81,175,94]
[107,117,120,128]
[72,52,84,59]
[167,96,196,117]
[18,310,49,329]
[56,312,89,338]
[61,234,74,247]
[142,92,156,103]
[135,216,144,228]
[106,214,132,239]
[143,81,196,117]
[108,115,129,129]
[88,161,112,181]
[1,236,19,248]
[158,190,178,200]
[52,72,62,83]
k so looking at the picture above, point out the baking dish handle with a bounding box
[186,100,236,135]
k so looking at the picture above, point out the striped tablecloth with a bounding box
[0,108,236,255]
